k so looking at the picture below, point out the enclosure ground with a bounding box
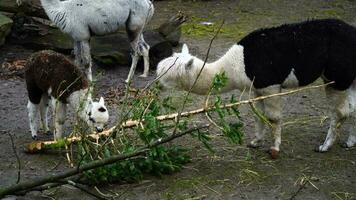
[1,0,356,199]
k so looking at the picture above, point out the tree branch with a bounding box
[27,81,333,152]
[0,125,209,198]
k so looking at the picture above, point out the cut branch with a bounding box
[26,81,334,153]
[0,125,209,198]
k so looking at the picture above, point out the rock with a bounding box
[0,14,13,46]
[0,0,48,19]
[91,30,172,69]
[10,26,73,53]
[5,12,185,67]
[1,195,17,200]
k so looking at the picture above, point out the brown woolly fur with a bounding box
[25,50,89,104]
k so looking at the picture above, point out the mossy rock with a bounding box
[92,51,129,66]
[0,14,13,46]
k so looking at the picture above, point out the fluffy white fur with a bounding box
[27,89,109,140]
[157,44,356,156]
[36,0,154,82]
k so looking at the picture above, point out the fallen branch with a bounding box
[0,125,209,198]
[26,82,334,153]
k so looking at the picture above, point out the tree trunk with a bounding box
[0,126,209,198]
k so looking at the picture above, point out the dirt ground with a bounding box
[1,0,356,199]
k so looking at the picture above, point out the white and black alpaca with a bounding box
[25,50,109,140]
[157,19,356,158]
[37,0,154,83]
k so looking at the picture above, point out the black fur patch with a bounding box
[98,107,106,112]
[238,19,356,90]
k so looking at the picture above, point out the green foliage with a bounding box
[75,73,244,184]
[79,87,192,184]
[81,145,190,184]
[209,72,244,144]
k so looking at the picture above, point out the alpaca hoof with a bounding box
[314,145,328,153]
[32,135,38,140]
[139,73,148,78]
[247,143,260,149]
[340,142,353,149]
[247,140,261,148]
[269,148,279,159]
[340,143,349,149]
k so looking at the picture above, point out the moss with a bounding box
[92,52,128,66]
[46,138,72,149]
[182,0,353,40]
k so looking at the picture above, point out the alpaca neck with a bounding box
[184,45,251,94]
[67,89,91,121]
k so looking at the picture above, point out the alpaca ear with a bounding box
[182,44,189,54]
[185,58,194,69]
[99,97,105,105]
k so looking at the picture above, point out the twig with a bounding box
[142,57,179,92]
[8,133,21,184]
[0,125,209,198]
[94,186,116,199]
[172,20,225,135]
[289,181,307,200]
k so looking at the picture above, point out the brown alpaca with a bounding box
[25,50,109,140]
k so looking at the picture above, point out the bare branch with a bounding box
[8,132,21,184]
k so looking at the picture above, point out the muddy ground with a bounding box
[1,0,356,199]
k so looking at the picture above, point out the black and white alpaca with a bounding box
[35,0,154,83]
[157,19,356,157]
[25,50,109,140]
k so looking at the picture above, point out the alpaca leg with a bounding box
[318,87,349,152]
[39,94,50,134]
[344,116,356,148]
[125,28,141,83]
[27,101,40,140]
[126,50,140,83]
[255,86,283,158]
[343,88,356,148]
[249,100,266,148]
[73,41,82,67]
[138,34,150,78]
[81,40,92,82]
[264,96,282,158]
[53,100,67,140]
[74,40,92,81]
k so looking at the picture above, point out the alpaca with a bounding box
[25,50,109,140]
[37,0,154,83]
[157,19,356,158]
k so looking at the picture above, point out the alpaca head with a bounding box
[85,97,109,132]
[156,44,198,90]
